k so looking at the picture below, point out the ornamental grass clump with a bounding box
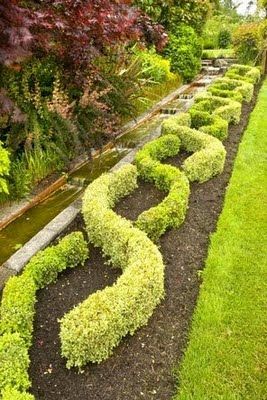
[60,164,165,367]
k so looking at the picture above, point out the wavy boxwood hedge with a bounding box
[0,232,88,399]
[0,275,36,347]
[23,232,88,289]
[192,93,242,125]
[60,164,165,367]
[189,108,228,141]
[134,135,190,240]
[161,120,226,183]
[206,86,243,103]
[208,77,254,103]
[225,64,260,84]
[1,388,34,400]
[0,333,30,394]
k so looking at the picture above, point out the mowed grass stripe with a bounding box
[174,78,267,400]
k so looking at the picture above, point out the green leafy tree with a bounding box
[163,24,202,81]
[258,0,267,17]
[134,0,215,33]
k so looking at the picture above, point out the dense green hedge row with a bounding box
[0,232,88,399]
[60,164,165,367]
[161,119,226,183]
[189,108,228,141]
[135,63,258,235]
[207,77,254,103]
[193,92,242,125]
[135,135,190,240]
[225,64,261,84]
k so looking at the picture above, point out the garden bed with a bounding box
[28,80,262,400]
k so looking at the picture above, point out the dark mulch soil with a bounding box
[29,82,262,400]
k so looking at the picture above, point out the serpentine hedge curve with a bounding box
[0,64,260,399]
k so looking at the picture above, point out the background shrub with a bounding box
[233,23,263,65]
[218,29,232,49]
[133,47,175,84]
[163,25,202,82]
[202,13,239,50]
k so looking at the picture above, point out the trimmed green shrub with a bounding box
[24,232,88,289]
[80,164,138,268]
[189,109,228,141]
[163,25,202,82]
[135,135,190,240]
[225,64,261,84]
[206,86,243,103]
[208,77,254,103]
[161,113,191,135]
[0,231,88,399]
[1,388,35,400]
[136,176,189,241]
[60,164,165,367]
[0,333,30,393]
[192,94,242,125]
[135,135,181,191]
[0,276,36,346]
[161,120,226,183]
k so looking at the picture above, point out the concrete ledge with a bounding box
[2,201,80,276]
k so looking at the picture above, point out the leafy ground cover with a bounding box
[175,78,267,400]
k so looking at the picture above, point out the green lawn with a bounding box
[174,78,267,400]
[202,48,235,59]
